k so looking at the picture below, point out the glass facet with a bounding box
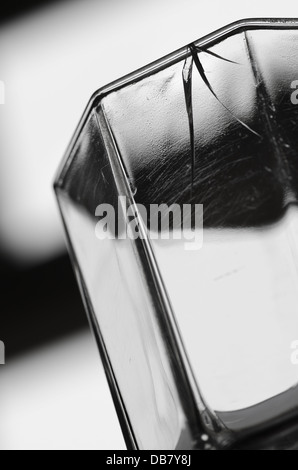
[55,19,298,450]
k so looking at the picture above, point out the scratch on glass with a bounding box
[183,43,261,196]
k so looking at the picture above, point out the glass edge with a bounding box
[53,17,298,190]
[54,187,139,450]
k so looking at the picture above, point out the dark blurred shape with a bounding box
[0,254,88,359]
[0,0,90,357]
[0,0,61,23]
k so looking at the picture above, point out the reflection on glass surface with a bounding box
[55,19,298,449]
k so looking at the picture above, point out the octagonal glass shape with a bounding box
[55,19,298,450]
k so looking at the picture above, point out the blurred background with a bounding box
[0,0,297,450]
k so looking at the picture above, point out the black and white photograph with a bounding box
[1,0,298,453]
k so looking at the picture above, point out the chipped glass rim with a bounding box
[54,17,298,188]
